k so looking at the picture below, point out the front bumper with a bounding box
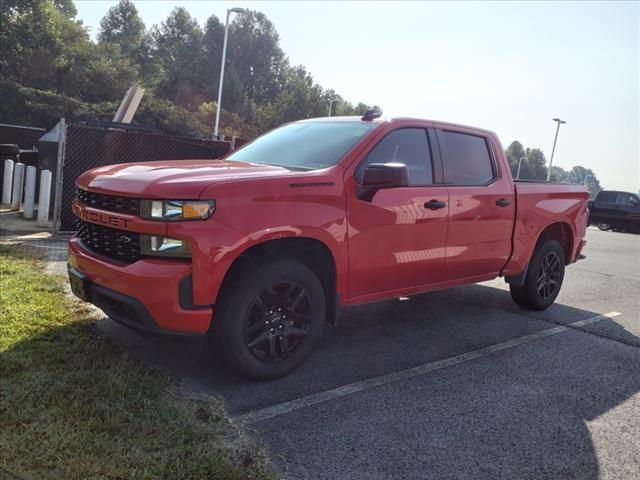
[68,238,212,335]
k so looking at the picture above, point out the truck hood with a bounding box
[77,159,296,198]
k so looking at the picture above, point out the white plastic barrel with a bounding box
[10,162,25,210]
[2,159,14,204]
[23,165,37,219]
[37,170,52,226]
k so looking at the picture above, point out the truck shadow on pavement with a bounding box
[96,283,640,480]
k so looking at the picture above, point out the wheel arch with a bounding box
[537,221,574,264]
[505,221,574,286]
[216,236,341,324]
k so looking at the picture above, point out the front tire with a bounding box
[510,240,565,310]
[597,223,611,231]
[212,258,325,379]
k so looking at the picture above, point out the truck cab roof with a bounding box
[296,115,497,137]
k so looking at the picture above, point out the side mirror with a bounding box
[630,196,639,206]
[357,162,409,201]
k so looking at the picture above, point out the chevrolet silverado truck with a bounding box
[68,113,589,379]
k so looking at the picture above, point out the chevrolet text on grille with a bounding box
[74,204,131,230]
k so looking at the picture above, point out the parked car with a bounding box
[68,114,590,378]
[588,190,640,232]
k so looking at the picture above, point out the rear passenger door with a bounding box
[435,127,515,281]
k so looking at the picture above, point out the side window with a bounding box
[597,192,616,203]
[356,128,433,186]
[616,193,636,206]
[440,131,495,185]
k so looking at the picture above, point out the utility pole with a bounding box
[516,156,526,179]
[547,117,566,181]
[213,8,245,139]
[328,98,339,117]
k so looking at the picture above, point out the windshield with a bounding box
[227,121,377,170]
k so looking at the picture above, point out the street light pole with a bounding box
[213,8,244,139]
[328,99,339,117]
[547,117,566,181]
[516,156,526,179]
[583,174,594,197]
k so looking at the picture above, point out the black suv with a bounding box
[588,190,640,232]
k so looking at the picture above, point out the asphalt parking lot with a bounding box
[94,227,640,479]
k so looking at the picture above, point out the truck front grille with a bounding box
[76,187,140,215]
[76,219,141,264]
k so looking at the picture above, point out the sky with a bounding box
[75,1,639,192]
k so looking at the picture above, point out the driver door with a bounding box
[346,127,449,300]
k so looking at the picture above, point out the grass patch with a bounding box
[0,244,271,480]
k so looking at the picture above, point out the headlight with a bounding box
[140,235,191,258]
[140,200,215,221]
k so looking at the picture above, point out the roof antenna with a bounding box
[361,108,382,121]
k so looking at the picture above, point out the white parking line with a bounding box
[239,311,622,424]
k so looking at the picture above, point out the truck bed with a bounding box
[502,182,590,277]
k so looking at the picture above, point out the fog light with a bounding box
[140,235,191,258]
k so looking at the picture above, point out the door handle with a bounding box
[424,199,446,210]
[496,198,512,207]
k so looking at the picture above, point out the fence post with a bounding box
[37,170,53,227]
[2,159,14,204]
[23,165,37,219]
[230,135,236,151]
[10,163,25,210]
[51,118,67,236]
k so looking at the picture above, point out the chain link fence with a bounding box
[54,122,239,233]
[0,123,45,149]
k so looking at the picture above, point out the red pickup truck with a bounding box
[68,114,589,378]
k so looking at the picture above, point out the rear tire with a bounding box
[510,240,565,310]
[211,258,325,379]
[597,223,611,231]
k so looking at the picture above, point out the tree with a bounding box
[98,0,144,57]
[343,102,377,116]
[505,141,602,196]
[1,0,91,93]
[1,0,374,140]
[549,165,569,183]
[80,42,139,103]
[268,66,326,127]
[568,166,603,198]
[525,148,548,181]
[228,11,286,105]
[151,7,205,110]
[201,15,246,114]
[201,15,224,98]
[505,141,530,179]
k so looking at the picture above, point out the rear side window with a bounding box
[440,131,495,185]
[356,128,433,186]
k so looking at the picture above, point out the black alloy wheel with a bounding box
[509,239,565,310]
[243,281,312,362]
[536,251,561,300]
[212,258,326,379]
